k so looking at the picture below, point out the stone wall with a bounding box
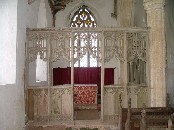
[165,0,174,107]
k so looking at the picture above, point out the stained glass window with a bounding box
[70,5,98,67]
[70,5,97,28]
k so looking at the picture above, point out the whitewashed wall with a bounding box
[0,0,17,85]
[55,0,117,27]
[27,0,52,86]
[0,0,52,130]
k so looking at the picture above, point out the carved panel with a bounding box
[73,31,102,64]
[127,32,147,62]
[104,31,124,62]
[32,89,48,121]
[127,32,148,85]
[127,86,149,107]
[104,86,125,117]
[51,32,71,62]
[27,32,49,62]
[50,87,73,120]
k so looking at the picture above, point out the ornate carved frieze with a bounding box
[126,86,148,95]
[104,86,124,95]
[27,28,148,63]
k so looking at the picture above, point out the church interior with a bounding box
[0,0,174,130]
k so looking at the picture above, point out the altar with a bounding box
[74,84,98,109]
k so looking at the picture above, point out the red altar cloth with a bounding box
[74,84,98,105]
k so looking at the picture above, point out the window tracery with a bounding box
[70,5,97,28]
[70,5,98,67]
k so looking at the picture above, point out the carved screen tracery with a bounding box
[104,31,124,63]
[51,32,71,62]
[70,5,98,67]
[73,31,102,67]
[127,32,147,85]
[27,32,48,63]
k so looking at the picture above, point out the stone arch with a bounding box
[63,1,102,27]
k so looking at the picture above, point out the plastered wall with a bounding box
[0,0,52,130]
[55,0,117,27]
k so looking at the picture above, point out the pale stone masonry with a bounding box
[144,0,166,107]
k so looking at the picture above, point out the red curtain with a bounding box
[104,68,115,85]
[53,67,70,85]
[74,67,101,93]
[53,67,114,93]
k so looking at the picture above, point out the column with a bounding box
[144,0,166,107]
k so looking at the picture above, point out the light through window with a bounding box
[70,5,96,28]
[70,5,97,67]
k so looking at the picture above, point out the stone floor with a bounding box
[26,119,118,130]
[26,108,118,130]
[74,109,100,120]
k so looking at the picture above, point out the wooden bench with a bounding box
[120,99,174,130]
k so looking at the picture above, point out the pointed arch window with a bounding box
[70,5,98,67]
[70,5,97,28]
